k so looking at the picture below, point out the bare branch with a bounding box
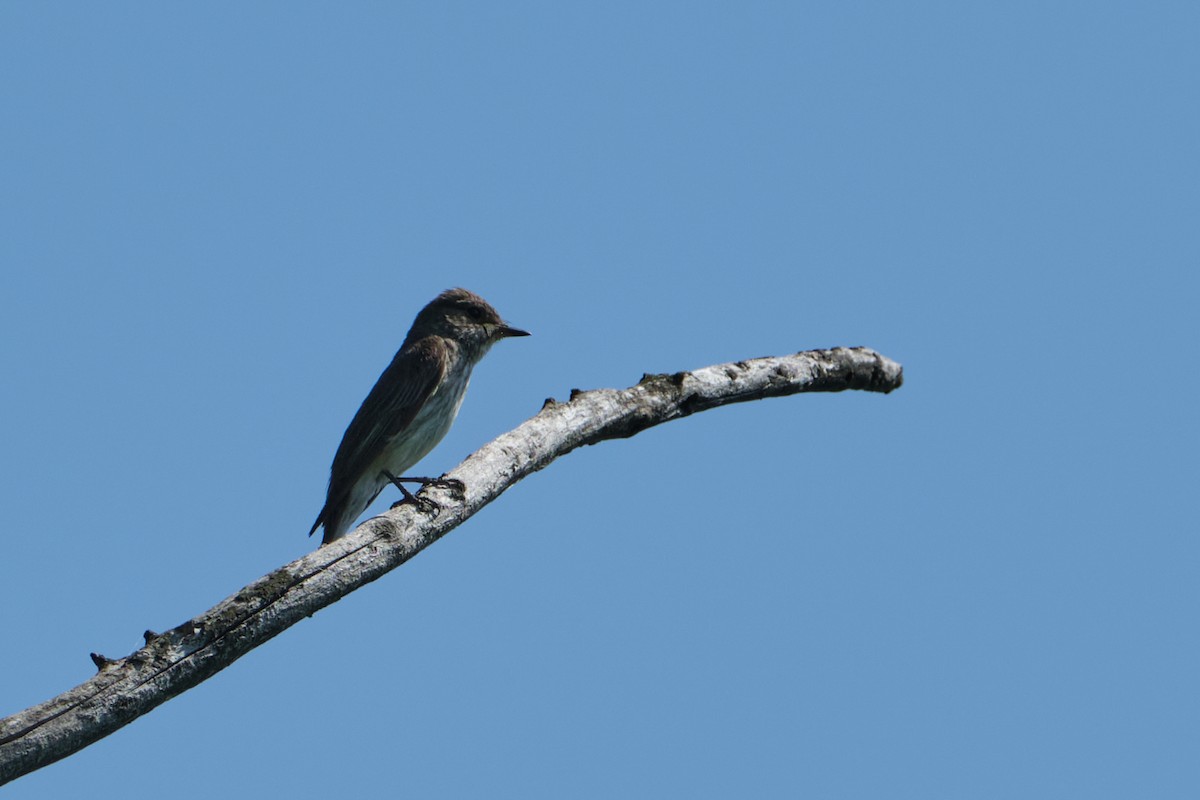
[0,347,902,785]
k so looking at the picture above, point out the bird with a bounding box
[310,288,529,544]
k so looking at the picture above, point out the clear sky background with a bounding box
[1,3,1196,797]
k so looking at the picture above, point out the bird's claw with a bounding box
[391,496,439,515]
[389,494,440,514]
[384,472,463,515]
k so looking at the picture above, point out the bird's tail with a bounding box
[310,503,351,545]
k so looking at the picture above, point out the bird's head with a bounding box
[407,288,530,354]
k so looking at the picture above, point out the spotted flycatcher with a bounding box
[310,288,529,544]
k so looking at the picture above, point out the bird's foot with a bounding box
[390,493,440,514]
[384,472,465,514]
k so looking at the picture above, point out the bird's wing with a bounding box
[324,336,449,511]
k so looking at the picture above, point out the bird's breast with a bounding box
[379,363,473,473]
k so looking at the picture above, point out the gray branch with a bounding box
[0,347,903,785]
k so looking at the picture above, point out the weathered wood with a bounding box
[0,347,902,785]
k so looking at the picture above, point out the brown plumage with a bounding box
[311,288,529,544]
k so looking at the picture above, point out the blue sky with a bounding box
[1,2,1196,797]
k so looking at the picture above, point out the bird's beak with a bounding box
[496,324,531,339]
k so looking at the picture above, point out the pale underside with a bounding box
[328,361,473,538]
